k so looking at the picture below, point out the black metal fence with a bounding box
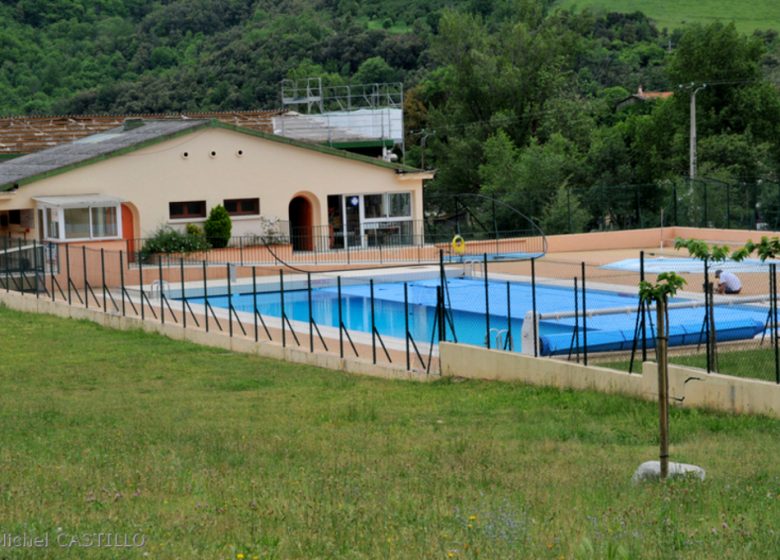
[1,241,778,384]
[0,237,48,292]
[127,226,547,268]
[554,178,780,234]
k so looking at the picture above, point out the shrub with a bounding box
[204,205,232,248]
[140,226,211,262]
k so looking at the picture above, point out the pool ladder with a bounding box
[487,328,513,351]
[149,280,169,299]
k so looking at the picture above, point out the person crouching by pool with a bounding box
[715,269,742,295]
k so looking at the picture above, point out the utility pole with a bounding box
[688,83,707,180]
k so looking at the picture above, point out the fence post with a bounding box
[32,240,39,298]
[656,294,670,479]
[308,272,314,353]
[703,259,711,373]
[18,239,26,293]
[203,260,208,333]
[50,244,56,302]
[773,264,779,384]
[405,281,410,370]
[98,248,105,310]
[370,278,377,364]
[159,260,165,325]
[181,258,186,329]
[66,244,72,305]
[581,262,588,366]
[139,256,145,320]
[280,269,286,348]
[484,253,490,349]
[506,281,511,351]
[531,257,538,357]
[82,246,88,308]
[120,251,126,316]
[338,276,344,359]
[640,251,647,361]
[226,263,233,338]
[252,267,258,342]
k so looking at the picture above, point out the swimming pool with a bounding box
[183,277,769,355]
[603,257,780,274]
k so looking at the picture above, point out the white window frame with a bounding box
[37,203,122,242]
[337,191,413,247]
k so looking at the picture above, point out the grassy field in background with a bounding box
[1,305,780,558]
[554,0,780,33]
[604,346,779,382]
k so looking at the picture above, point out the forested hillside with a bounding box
[2,1,780,231]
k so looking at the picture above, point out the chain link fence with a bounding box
[553,179,780,234]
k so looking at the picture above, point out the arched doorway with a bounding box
[288,196,313,251]
[121,203,138,261]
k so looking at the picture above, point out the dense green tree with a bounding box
[541,185,591,234]
[1,2,779,236]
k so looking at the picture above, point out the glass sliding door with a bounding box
[327,195,344,249]
[344,195,363,247]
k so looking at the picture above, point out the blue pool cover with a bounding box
[189,277,769,355]
[332,278,769,355]
[603,257,780,274]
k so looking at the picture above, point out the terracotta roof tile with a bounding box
[0,110,283,155]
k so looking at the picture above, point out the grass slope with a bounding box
[1,305,779,558]
[605,347,779,382]
[555,0,780,33]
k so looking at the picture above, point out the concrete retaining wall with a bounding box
[0,291,432,383]
[440,342,780,418]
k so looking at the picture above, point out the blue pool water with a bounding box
[184,277,769,354]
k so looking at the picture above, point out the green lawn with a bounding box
[554,0,780,33]
[605,346,779,383]
[1,305,779,559]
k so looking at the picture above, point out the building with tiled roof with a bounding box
[0,110,281,157]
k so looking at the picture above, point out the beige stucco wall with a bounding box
[544,226,780,253]
[0,127,427,239]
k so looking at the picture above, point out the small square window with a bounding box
[169,200,207,219]
[224,198,260,216]
[364,194,384,219]
[388,193,411,217]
